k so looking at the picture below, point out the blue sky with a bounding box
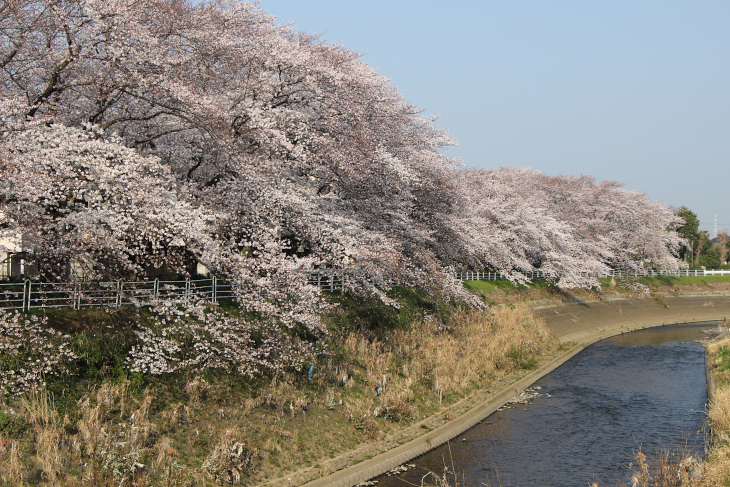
[259,0,730,235]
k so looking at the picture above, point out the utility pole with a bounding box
[715,214,718,239]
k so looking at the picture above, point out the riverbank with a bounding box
[694,333,730,485]
[284,277,730,487]
[1,278,729,486]
[311,291,730,487]
[305,277,730,487]
[0,299,562,486]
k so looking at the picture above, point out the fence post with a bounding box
[22,279,31,312]
[212,276,217,303]
[153,278,159,303]
[185,278,191,302]
[116,280,122,307]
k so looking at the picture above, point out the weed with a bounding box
[201,428,258,484]
[609,447,703,487]
[0,410,28,439]
[653,294,669,308]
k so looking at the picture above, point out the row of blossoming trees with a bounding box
[0,0,686,378]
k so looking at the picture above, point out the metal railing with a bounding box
[0,277,235,311]
[455,270,547,281]
[0,271,350,311]
[306,270,345,293]
[303,269,398,292]
[4,268,729,311]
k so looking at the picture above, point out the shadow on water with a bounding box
[373,323,713,487]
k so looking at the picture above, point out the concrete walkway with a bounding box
[297,293,730,487]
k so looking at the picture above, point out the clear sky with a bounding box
[259,0,730,235]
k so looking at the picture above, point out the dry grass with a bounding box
[604,447,704,487]
[338,304,555,405]
[0,382,196,486]
[0,304,559,486]
[692,334,730,485]
[708,387,730,436]
[0,439,25,484]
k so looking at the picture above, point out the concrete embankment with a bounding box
[538,293,730,343]
[301,293,730,487]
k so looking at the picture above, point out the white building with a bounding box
[0,227,24,278]
[2,211,210,280]
[0,211,37,279]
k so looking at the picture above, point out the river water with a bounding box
[373,323,712,487]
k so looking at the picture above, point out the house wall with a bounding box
[0,229,23,278]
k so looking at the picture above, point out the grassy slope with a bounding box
[0,287,563,486]
[465,275,730,305]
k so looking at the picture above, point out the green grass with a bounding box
[464,275,730,297]
[0,410,29,439]
[715,346,730,375]
[596,275,730,288]
[323,285,452,337]
[462,278,554,294]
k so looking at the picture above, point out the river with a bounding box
[372,323,711,487]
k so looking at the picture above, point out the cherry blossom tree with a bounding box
[0,123,220,279]
[1,0,473,302]
[0,0,692,381]
[444,168,685,287]
[0,0,685,309]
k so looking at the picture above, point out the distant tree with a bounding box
[715,231,728,266]
[695,231,711,267]
[674,206,700,263]
[701,247,721,268]
[445,168,684,288]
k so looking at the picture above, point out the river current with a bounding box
[373,323,711,487]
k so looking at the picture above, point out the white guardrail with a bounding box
[1,268,729,311]
[454,268,730,280]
